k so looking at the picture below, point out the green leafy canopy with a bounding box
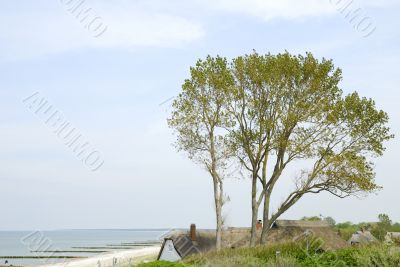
[168,51,394,220]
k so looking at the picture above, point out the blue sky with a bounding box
[0,0,399,230]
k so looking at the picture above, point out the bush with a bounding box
[353,245,400,267]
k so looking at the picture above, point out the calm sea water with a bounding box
[0,229,168,266]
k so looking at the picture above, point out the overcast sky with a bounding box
[0,0,399,231]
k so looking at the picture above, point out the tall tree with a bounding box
[373,214,392,240]
[227,52,393,245]
[227,52,280,245]
[170,51,393,248]
[168,56,233,250]
[258,53,393,244]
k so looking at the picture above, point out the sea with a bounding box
[0,229,169,266]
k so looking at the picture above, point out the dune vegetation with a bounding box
[134,242,400,267]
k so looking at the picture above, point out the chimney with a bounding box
[256,220,263,231]
[190,224,197,241]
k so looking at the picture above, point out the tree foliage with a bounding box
[169,51,393,247]
[168,56,234,249]
[372,213,393,241]
[324,216,336,226]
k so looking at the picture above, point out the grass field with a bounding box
[134,242,400,267]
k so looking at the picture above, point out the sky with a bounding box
[0,0,399,231]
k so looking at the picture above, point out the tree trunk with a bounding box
[250,173,258,246]
[210,132,223,250]
[260,152,269,245]
[212,176,223,250]
[260,193,270,244]
[215,179,223,250]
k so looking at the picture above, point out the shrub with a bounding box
[353,245,400,267]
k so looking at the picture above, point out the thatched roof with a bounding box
[272,220,330,228]
[386,232,400,238]
[267,226,348,251]
[158,223,347,260]
[385,232,400,244]
[348,230,377,245]
[226,223,347,251]
[159,229,216,259]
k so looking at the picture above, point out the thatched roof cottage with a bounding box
[158,220,348,262]
[157,224,215,261]
[348,229,377,245]
[267,220,348,251]
[385,232,400,244]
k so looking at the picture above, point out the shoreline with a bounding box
[36,246,161,267]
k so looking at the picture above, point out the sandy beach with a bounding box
[36,246,161,267]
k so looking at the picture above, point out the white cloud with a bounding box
[209,0,334,21]
[200,0,399,21]
[1,0,398,61]
[0,1,205,61]
[95,10,205,48]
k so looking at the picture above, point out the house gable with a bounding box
[158,239,182,262]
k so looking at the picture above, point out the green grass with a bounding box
[134,242,400,267]
[134,261,187,267]
[183,242,400,267]
[183,242,312,267]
